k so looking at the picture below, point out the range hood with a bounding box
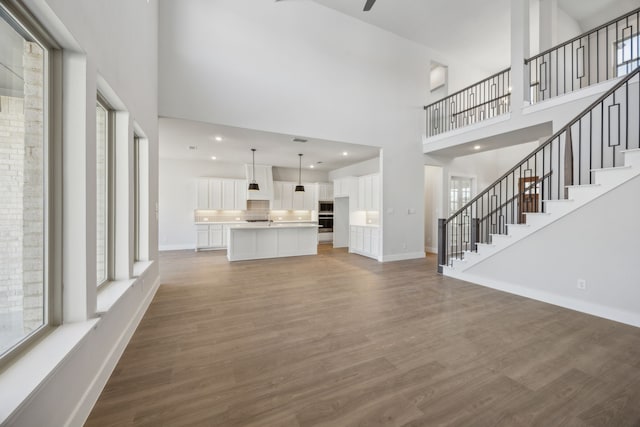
[245,164,274,201]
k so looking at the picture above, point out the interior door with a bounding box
[518,176,539,224]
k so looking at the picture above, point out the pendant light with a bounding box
[295,153,305,192]
[248,148,260,191]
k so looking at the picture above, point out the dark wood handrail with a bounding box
[525,7,640,64]
[424,68,511,110]
[445,65,640,225]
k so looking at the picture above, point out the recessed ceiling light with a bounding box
[215,136,222,141]
[342,151,348,156]
[474,145,481,150]
[309,165,314,168]
[211,156,217,160]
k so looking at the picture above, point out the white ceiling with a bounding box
[159,117,380,171]
[310,0,637,72]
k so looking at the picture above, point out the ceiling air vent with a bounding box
[188,145,198,150]
[292,138,308,143]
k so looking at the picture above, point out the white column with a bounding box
[539,0,558,52]
[511,0,531,110]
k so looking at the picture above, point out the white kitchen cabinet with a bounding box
[348,225,379,260]
[209,224,224,247]
[222,180,235,210]
[196,178,247,211]
[349,227,357,249]
[355,174,380,211]
[334,177,356,198]
[371,228,380,256]
[318,182,333,201]
[208,179,223,210]
[234,180,247,210]
[196,179,210,209]
[273,181,315,210]
[371,174,380,211]
[196,223,234,250]
[196,225,210,249]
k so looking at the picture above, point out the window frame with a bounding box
[96,95,116,288]
[0,0,61,367]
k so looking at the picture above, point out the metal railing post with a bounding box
[437,218,447,273]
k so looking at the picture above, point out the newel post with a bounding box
[437,218,447,273]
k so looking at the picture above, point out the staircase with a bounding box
[444,148,640,274]
[438,66,640,274]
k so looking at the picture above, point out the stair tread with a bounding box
[565,183,600,188]
[621,148,640,154]
[542,199,574,203]
[591,165,632,172]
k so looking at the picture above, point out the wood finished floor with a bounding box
[86,246,640,427]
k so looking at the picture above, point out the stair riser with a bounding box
[543,201,574,215]
[623,150,640,167]
[567,186,604,201]
[524,214,552,228]
[490,235,512,246]
[506,226,530,238]
[594,168,636,186]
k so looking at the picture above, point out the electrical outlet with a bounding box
[576,279,587,290]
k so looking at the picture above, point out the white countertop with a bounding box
[352,223,380,228]
[196,220,318,225]
[229,223,320,229]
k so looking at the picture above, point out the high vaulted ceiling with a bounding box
[311,0,636,72]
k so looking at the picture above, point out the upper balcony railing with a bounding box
[424,68,511,138]
[527,8,640,104]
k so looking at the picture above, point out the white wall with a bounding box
[462,174,640,327]
[424,166,443,253]
[328,157,380,180]
[158,0,487,261]
[4,0,159,425]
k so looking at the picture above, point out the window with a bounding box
[134,133,149,263]
[96,98,111,286]
[0,5,48,356]
[134,135,141,261]
[616,33,640,77]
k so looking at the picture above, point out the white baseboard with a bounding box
[381,251,426,262]
[159,243,194,251]
[66,276,161,427]
[444,270,640,328]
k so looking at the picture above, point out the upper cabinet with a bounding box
[196,178,247,210]
[274,181,315,210]
[356,174,380,211]
[245,164,274,201]
[317,182,333,201]
[333,176,358,198]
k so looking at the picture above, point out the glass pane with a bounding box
[96,103,108,285]
[0,11,46,355]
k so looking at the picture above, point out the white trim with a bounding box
[0,320,99,425]
[67,276,161,427]
[444,270,640,328]
[381,251,426,262]
[425,246,437,254]
[159,243,195,251]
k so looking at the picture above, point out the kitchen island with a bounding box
[227,223,319,261]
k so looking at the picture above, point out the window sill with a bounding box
[133,260,153,278]
[0,320,99,424]
[97,261,154,315]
